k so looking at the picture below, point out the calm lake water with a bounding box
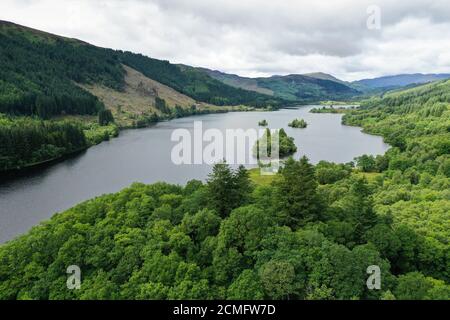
[0,106,390,243]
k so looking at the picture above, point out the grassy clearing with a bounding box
[80,65,226,127]
[248,168,277,186]
[352,171,382,182]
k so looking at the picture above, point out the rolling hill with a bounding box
[79,65,222,127]
[194,67,274,95]
[196,67,360,102]
[0,20,283,171]
[352,73,450,92]
[0,20,281,123]
[256,74,359,101]
[303,72,348,84]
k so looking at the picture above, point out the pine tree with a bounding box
[206,163,253,218]
[98,109,114,126]
[348,178,378,242]
[233,165,253,207]
[273,156,322,229]
[206,162,236,218]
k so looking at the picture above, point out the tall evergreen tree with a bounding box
[98,109,114,126]
[273,156,323,229]
[206,163,253,218]
[348,178,378,242]
[206,162,236,218]
[233,165,253,207]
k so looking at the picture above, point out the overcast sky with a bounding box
[1,0,450,81]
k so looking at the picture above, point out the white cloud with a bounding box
[1,0,450,81]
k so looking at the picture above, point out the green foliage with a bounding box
[227,270,264,300]
[354,154,377,172]
[315,161,353,184]
[0,113,118,171]
[288,118,308,128]
[0,79,449,300]
[98,109,114,126]
[84,123,119,145]
[119,52,281,108]
[273,157,323,229]
[259,260,296,299]
[0,158,448,300]
[0,24,121,118]
[310,106,350,114]
[255,74,358,102]
[258,119,268,127]
[206,163,253,218]
[394,272,450,300]
[0,21,281,124]
[154,97,170,114]
[341,80,449,281]
[0,115,87,171]
[254,128,297,159]
[277,129,298,157]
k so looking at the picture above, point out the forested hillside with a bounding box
[0,80,448,300]
[0,20,279,119]
[343,80,450,283]
[0,20,280,172]
[258,74,359,102]
[0,22,119,118]
[198,68,360,102]
[121,54,280,107]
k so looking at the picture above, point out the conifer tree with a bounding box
[273,156,322,228]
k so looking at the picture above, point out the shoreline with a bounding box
[0,101,358,177]
[0,107,236,176]
[0,104,390,244]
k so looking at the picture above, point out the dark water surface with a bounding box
[0,106,389,243]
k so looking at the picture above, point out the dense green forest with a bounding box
[0,156,448,300]
[0,24,122,118]
[341,81,450,282]
[0,115,86,170]
[0,114,118,171]
[0,21,448,300]
[1,79,448,300]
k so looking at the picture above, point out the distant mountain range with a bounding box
[195,68,359,102]
[196,68,450,101]
[353,73,450,90]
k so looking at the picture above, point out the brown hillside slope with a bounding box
[80,65,217,126]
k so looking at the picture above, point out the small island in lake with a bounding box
[253,128,297,159]
[288,118,308,128]
[258,119,268,126]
